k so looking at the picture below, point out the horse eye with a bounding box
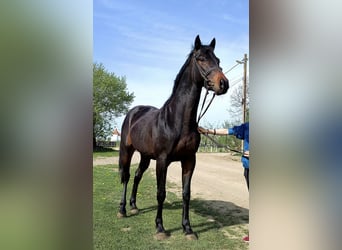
[197,56,206,61]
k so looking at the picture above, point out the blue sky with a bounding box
[94,0,249,129]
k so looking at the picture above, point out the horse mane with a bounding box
[160,52,192,109]
[161,49,195,110]
[173,50,194,93]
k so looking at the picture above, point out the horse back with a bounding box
[120,105,158,152]
[120,105,200,160]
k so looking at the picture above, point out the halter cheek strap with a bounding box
[192,53,220,123]
[193,56,219,86]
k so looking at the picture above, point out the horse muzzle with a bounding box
[205,75,229,95]
[218,78,229,95]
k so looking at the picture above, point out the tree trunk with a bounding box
[93,135,97,150]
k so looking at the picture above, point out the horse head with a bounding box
[193,35,229,95]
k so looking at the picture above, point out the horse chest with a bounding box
[173,133,200,155]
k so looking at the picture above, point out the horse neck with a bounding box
[162,64,203,129]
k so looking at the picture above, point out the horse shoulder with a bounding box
[173,131,200,154]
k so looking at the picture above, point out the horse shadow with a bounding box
[137,198,249,235]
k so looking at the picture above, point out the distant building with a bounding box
[110,127,121,142]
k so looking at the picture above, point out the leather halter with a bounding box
[192,53,221,123]
[193,54,219,88]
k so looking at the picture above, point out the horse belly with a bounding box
[129,127,154,154]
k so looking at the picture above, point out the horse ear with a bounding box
[209,38,216,50]
[194,35,202,50]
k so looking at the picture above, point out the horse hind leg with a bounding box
[117,145,134,218]
[129,155,150,214]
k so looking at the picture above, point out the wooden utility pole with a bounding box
[236,54,248,153]
[242,53,248,124]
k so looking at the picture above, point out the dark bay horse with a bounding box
[117,35,229,239]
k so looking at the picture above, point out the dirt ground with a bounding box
[93,152,249,213]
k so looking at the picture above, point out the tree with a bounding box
[93,63,134,148]
[228,78,249,124]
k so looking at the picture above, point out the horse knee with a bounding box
[182,191,190,201]
[157,189,166,202]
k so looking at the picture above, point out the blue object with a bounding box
[228,122,249,169]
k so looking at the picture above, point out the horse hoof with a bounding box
[185,233,198,240]
[130,208,139,215]
[154,232,170,240]
[117,212,126,218]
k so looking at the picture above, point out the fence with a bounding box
[96,138,241,154]
[96,141,118,148]
[198,143,228,153]
[198,135,242,154]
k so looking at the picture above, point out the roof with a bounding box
[112,128,121,136]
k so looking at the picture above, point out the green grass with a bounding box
[94,164,249,249]
[93,147,119,158]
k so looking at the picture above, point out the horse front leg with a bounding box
[181,155,198,239]
[154,158,170,239]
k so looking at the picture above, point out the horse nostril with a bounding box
[220,79,228,89]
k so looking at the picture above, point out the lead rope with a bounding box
[197,89,216,123]
[194,54,217,123]
[202,133,243,154]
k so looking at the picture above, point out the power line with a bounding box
[224,62,240,74]
[228,72,243,81]
[230,77,243,88]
